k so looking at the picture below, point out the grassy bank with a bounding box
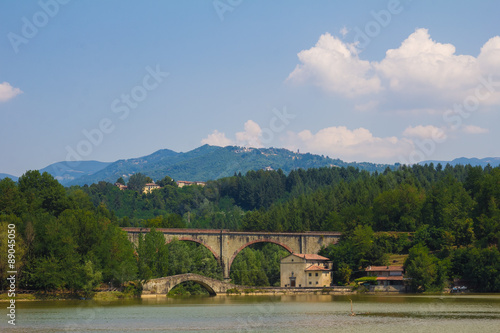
[0,290,141,301]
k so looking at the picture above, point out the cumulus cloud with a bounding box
[201,120,264,148]
[287,28,500,109]
[286,33,382,97]
[462,125,489,134]
[0,82,22,102]
[201,130,233,147]
[235,120,263,147]
[281,126,414,162]
[478,36,500,73]
[375,29,478,97]
[402,125,447,141]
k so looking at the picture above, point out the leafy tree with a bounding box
[452,247,500,292]
[127,173,150,192]
[404,244,445,292]
[334,262,352,286]
[18,170,70,215]
[230,243,288,286]
[157,175,176,187]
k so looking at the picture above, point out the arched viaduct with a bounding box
[123,227,341,280]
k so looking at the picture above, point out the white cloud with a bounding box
[462,125,489,134]
[201,130,234,147]
[403,125,447,141]
[375,29,478,97]
[286,33,382,97]
[201,120,264,148]
[0,82,22,102]
[281,126,414,162]
[287,29,500,110]
[235,120,263,147]
[478,36,500,73]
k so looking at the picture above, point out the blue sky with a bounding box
[1,0,500,176]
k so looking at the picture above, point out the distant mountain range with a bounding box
[420,157,500,168]
[64,145,391,186]
[0,173,18,181]
[40,160,112,184]
[0,161,110,184]
[2,146,499,186]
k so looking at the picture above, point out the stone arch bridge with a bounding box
[124,228,341,280]
[143,273,242,296]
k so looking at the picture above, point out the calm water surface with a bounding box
[2,294,500,332]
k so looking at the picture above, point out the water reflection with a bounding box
[4,294,500,333]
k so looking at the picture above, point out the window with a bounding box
[316,281,318,285]
[308,273,311,277]
[309,282,312,285]
[315,273,318,277]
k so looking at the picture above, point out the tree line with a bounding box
[1,163,499,293]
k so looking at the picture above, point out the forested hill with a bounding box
[64,145,391,186]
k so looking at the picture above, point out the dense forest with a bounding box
[1,163,499,294]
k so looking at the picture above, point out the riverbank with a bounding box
[0,290,139,302]
[2,287,489,301]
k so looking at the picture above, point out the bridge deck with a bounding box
[123,227,341,236]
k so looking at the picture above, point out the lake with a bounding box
[3,294,500,332]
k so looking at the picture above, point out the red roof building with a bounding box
[365,266,404,286]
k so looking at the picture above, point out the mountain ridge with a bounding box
[419,157,500,168]
[0,173,18,181]
[65,145,391,186]
[4,147,500,186]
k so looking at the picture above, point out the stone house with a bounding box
[143,182,161,194]
[280,253,332,288]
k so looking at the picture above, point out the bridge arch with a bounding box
[228,239,293,277]
[142,274,240,296]
[167,275,217,296]
[166,237,220,262]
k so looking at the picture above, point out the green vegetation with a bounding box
[0,171,137,296]
[230,243,290,286]
[1,162,499,294]
[168,282,211,297]
[136,230,222,282]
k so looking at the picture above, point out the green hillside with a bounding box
[67,145,391,186]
